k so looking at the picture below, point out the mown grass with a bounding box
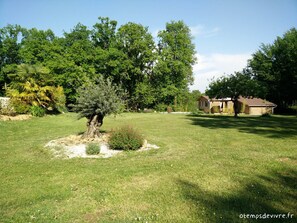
[0,113,296,222]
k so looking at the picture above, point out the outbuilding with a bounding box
[198,95,277,115]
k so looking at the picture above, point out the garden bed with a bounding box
[45,134,159,159]
[0,114,31,121]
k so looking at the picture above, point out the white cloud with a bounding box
[190,25,220,38]
[190,53,252,92]
[153,25,220,39]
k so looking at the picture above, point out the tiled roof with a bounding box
[199,95,210,100]
[200,95,277,107]
[238,97,276,107]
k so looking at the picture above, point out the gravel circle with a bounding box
[45,134,159,159]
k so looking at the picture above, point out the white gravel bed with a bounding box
[45,137,159,159]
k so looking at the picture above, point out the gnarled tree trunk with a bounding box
[83,114,104,138]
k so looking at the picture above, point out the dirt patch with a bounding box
[0,114,31,121]
[277,157,297,165]
[45,134,159,159]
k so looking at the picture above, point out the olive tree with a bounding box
[73,77,125,138]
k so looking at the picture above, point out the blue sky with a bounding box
[1,0,296,92]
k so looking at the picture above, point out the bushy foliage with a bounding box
[167,106,173,113]
[73,77,126,138]
[11,99,30,114]
[50,86,67,113]
[211,106,220,113]
[249,28,297,110]
[30,105,45,117]
[109,125,144,151]
[6,64,66,114]
[73,77,125,119]
[261,113,271,118]
[86,143,100,155]
[1,19,196,111]
[154,103,168,112]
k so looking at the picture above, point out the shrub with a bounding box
[154,103,167,112]
[11,100,30,114]
[211,106,220,113]
[30,106,45,117]
[261,113,271,117]
[109,125,144,151]
[86,143,100,155]
[167,106,173,113]
[191,110,204,116]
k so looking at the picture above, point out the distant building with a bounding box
[198,96,277,115]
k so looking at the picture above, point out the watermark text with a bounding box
[239,213,294,220]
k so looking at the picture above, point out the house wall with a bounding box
[248,106,274,115]
[199,96,276,115]
[210,101,221,113]
[244,106,249,114]
[199,99,235,114]
[226,101,234,114]
[198,97,210,113]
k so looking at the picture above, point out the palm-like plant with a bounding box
[6,64,65,113]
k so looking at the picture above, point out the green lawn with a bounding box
[0,113,296,223]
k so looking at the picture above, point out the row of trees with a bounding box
[206,28,297,115]
[0,17,198,112]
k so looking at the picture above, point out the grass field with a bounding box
[0,113,296,222]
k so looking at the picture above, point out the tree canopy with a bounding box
[0,17,197,112]
[248,28,297,111]
[153,21,196,106]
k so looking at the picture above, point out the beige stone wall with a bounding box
[248,107,274,115]
[249,107,263,115]
[0,97,10,109]
[227,101,234,114]
[199,97,210,113]
[222,101,234,114]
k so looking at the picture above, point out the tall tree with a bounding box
[248,28,297,110]
[154,20,196,106]
[56,24,96,104]
[92,17,117,49]
[91,17,126,86]
[116,22,156,108]
[0,25,23,95]
[206,71,260,117]
[19,28,55,64]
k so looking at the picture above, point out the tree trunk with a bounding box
[83,114,104,138]
[233,98,239,118]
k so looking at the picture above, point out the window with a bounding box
[204,101,208,107]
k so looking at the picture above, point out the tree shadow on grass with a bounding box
[186,115,297,138]
[177,169,297,223]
